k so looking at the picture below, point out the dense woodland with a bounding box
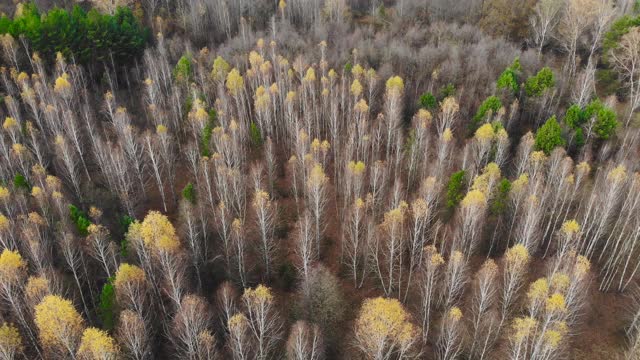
[1,0,640,359]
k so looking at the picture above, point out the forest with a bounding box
[0,0,640,359]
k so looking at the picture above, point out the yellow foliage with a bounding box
[543,329,563,349]
[545,293,567,314]
[286,91,296,103]
[416,109,432,124]
[226,69,244,96]
[0,215,8,231]
[11,143,26,155]
[527,278,549,303]
[575,255,591,276]
[440,97,459,114]
[352,64,364,78]
[429,251,445,267]
[355,98,369,113]
[480,258,498,276]
[607,165,627,183]
[54,74,71,94]
[0,249,26,284]
[347,161,366,175]
[530,150,547,164]
[31,186,43,198]
[77,328,119,359]
[471,163,500,193]
[28,212,45,226]
[511,173,529,194]
[411,199,428,218]
[25,276,49,303]
[228,313,248,331]
[561,220,580,237]
[134,211,180,253]
[511,316,537,342]
[461,189,487,209]
[550,273,570,292]
[505,244,529,267]
[383,203,408,227]
[356,297,417,348]
[308,164,328,188]
[351,79,363,97]
[243,284,273,304]
[0,323,23,354]
[304,68,317,83]
[34,295,84,348]
[114,264,146,289]
[232,218,242,232]
[576,161,591,176]
[249,51,264,68]
[260,61,272,75]
[450,251,464,264]
[475,123,495,141]
[496,128,509,141]
[442,128,453,142]
[385,76,404,97]
[449,307,463,321]
[3,117,18,130]
[252,190,272,209]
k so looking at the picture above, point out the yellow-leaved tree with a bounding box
[34,295,84,358]
[77,327,119,360]
[354,297,418,359]
[113,263,148,316]
[127,211,184,308]
[0,322,23,359]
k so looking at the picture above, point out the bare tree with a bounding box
[530,0,563,54]
[609,27,640,126]
[286,321,324,360]
[117,310,151,360]
[252,189,277,277]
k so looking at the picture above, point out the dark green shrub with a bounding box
[182,183,196,204]
[69,205,91,236]
[535,116,565,154]
[446,170,466,209]
[98,277,116,330]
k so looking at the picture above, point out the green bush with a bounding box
[474,96,502,124]
[173,54,193,83]
[535,115,565,154]
[419,92,437,109]
[524,67,555,97]
[69,205,91,236]
[602,15,640,63]
[13,173,30,192]
[200,109,216,156]
[98,277,116,330]
[0,4,149,68]
[249,121,263,147]
[438,83,456,100]
[446,170,466,209]
[564,100,618,140]
[182,183,196,204]
[593,105,618,140]
[491,179,511,215]
[497,57,521,95]
[119,215,134,257]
